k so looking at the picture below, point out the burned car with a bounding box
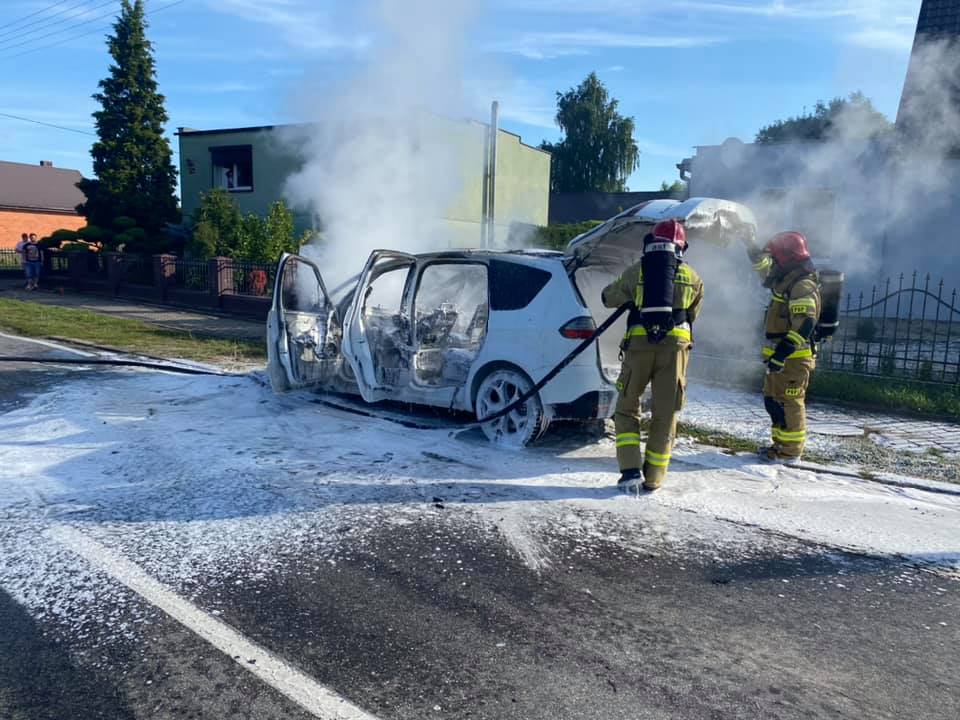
[266,198,756,445]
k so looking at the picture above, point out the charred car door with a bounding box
[267,253,343,390]
[342,250,417,403]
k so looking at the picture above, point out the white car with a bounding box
[266,198,756,445]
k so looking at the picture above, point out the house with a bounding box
[176,115,551,249]
[0,160,86,249]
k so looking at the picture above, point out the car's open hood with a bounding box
[565,197,757,270]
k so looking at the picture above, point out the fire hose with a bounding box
[0,356,228,376]
[471,303,629,428]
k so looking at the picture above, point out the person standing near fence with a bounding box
[22,233,43,291]
[15,233,28,275]
[748,231,821,462]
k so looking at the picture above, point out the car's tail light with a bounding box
[559,316,596,339]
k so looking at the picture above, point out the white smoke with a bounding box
[280,0,480,286]
[682,36,960,373]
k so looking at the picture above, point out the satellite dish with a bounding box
[719,137,746,169]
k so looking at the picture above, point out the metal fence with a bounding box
[819,272,960,383]
[117,253,154,286]
[0,249,20,270]
[170,258,210,292]
[228,260,275,297]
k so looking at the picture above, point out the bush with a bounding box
[189,188,242,258]
[60,242,96,253]
[112,216,137,231]
[527,221,604,251]
[45,228,80,247]
[78,224,106,242]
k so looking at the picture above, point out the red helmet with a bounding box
[652,219,687,250]
[765,231,811,266]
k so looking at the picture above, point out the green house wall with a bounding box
[177,118,550,248]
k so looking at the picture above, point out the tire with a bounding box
[474,367,548,447]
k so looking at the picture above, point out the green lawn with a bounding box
[0,298,265,365]
[810,371,960,421]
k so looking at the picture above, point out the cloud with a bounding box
[607,64,625,72]
[488,29,725,59]
[497,1,919,53]
[846,28,915,52]
[204,0,370,53]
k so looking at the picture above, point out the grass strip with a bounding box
[0,298,264,364]
[810,371,960,421]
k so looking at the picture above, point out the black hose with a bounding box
[0,356,229,376]
[474,304,629,426]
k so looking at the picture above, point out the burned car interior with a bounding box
[279,258,341,385]
[359,257,490,390]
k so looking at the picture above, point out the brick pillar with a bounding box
[210,257,235,308]
[104,251,122,295]
[154,254,176,302]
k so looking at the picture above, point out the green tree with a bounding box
[755,92,891,144]
[660,179,686,194]
[187,188,242,258]
[77,0,178,237]
[539,73,640,192]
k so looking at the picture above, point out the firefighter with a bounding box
[749,231,820,462]
[601,219,704,492]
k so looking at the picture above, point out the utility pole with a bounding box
[480,101,500,248]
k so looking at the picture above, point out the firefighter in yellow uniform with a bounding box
[750,231,820,461]
[601,219,704,492]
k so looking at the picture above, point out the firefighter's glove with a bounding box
[766,339,793,373]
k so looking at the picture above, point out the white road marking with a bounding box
[0,331,95,356]
[48,525,380,720]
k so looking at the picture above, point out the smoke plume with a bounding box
[685,36,960,372]
[281,0,479,286]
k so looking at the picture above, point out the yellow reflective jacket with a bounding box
[763,269,820,361]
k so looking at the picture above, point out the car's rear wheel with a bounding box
[475,368,548,446]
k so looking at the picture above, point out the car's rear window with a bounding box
[488,259,552,311]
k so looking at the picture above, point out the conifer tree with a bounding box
[78,0,178,242]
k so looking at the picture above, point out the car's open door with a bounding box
[266,253,343,391]
[341,250,417,403]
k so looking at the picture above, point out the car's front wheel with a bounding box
[475,368,548,446]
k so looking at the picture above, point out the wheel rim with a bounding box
[477,373,536,443]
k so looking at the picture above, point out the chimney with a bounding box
[39,160,53,167]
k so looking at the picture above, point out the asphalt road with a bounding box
[0,334,957,720]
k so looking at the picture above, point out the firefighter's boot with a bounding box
[617,468,642,491]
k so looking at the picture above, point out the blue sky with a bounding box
[1,0,923,193]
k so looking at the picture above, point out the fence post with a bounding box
[154,254,175,302]
[209,257,236,309]
[66,251,86,290]
[104,251,122,295]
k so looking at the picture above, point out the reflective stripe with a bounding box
[762,346,813,360]
[626,324,692,341]
[786,330,806,346]
[644,449,671,467]
[616,432,641,448]
[771,293,786,303]
[641,306,674,313]
[775,429,806,442]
